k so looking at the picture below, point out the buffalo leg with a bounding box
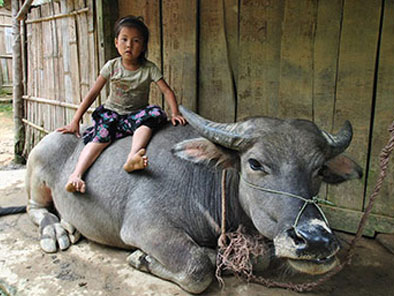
[26,165,80,252]
[121,226,215,294]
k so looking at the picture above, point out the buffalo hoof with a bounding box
[127,250,151,272]
[40,222,70,252]
[61,219,81,244]
[39,219,81,253]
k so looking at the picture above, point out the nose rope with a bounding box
[239,173,335,230]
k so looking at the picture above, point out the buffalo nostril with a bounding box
[286,228,306,247]
[294,224,340,256]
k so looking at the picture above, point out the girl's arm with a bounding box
[155,78,187,126]
[57,75,107,137]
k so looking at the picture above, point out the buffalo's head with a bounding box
[173,106,362,275]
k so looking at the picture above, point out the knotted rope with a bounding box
[216,120,394,292]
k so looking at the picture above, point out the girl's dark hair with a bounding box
[114,15,149,63]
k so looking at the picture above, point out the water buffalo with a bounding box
[24,105,362,293]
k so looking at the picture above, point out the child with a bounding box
[57,15,186,193]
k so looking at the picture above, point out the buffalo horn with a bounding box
[321,121,353,157]
[179,105,251,150]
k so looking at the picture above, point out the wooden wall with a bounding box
[22,0,394,235]
[0,8,12,92]
[116,0,393,236]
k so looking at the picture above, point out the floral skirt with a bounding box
[82,105,167,144]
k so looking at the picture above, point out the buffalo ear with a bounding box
[321,154,363,184]
[172,138,239,169]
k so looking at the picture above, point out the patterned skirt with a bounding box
[82,105,167,144]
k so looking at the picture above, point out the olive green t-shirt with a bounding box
[100,57,163,115]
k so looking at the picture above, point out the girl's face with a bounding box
[115,27,145,64]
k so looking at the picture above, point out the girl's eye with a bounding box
[248,158,263,171]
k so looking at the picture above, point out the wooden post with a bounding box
[12,0,25,163]
[95,0,118,102]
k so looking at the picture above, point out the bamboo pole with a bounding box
[12,0,25,163]
[22,95,94,113]
[22,118,49,134]
[25,7,89,24]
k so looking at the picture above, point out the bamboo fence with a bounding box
[0,8,12,91]
[23,0,98,155]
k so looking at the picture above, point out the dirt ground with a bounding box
[1,101,394,296]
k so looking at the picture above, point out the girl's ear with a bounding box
[172,138,239,170]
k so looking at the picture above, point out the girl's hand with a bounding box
[171,113,187,126]
[56,121,81,137]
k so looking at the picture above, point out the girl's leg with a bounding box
[66,141,110,193]
[123,125,152,172]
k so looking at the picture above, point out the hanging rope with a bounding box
[216,120,394,292]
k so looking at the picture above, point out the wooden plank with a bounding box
[68,0,81,106]
[224,0,238,90]
[77,0,90,102]
[322,205,394,237]
[26,13,33,99]
[96,0,119,104]
[83,0,96,124]
[328,0,382,211]
[237,0,285,120]
[118,0,162,107]
[32,7,41,144]
[162,0,197,112]
[199,0,235,122]
[0,13,6,87]
[60,0,74,123]
[49,1,57,131]
[277,0,316,120]
[87,0,98,112]
[312,0,343,201]
[43,3,54,132]
[313,0,342,131]
[32,8,38,98]
[367,0,394,218]
[36,6,43,99]
[53,1,66,128]
[51,0,65,128]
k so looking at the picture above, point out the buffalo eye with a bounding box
[248,158,264,171]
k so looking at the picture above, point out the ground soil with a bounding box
[0,100,14,168]
[1,101,394,296]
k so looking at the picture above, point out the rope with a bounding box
[216,120,394,292]
[0,206,27,216]
[218,169,227,249]
[346,120,394,264]
[239,174,334,229]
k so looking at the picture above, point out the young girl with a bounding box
[57,15,186,193]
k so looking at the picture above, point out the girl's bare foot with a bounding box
[123,148,148,172]
[65,175,86,193]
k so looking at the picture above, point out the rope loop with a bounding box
[238,173,332,229]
